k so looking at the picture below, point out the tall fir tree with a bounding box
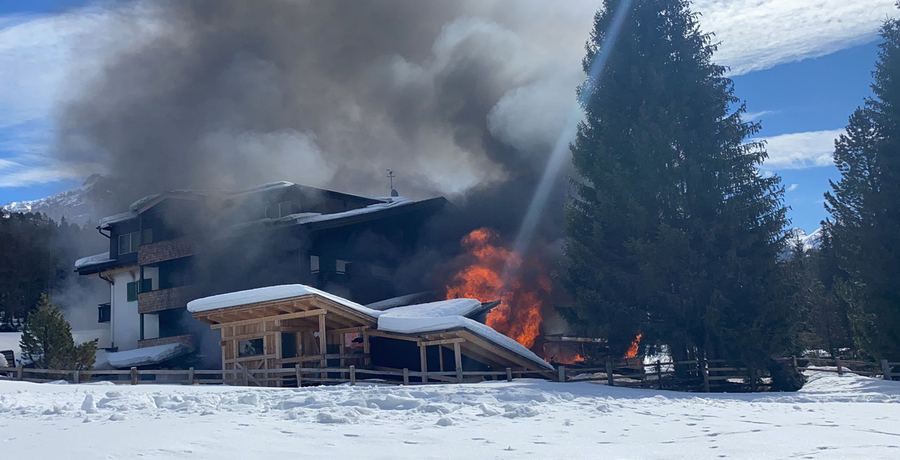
[825,13,900,359]
[563,0,792,371]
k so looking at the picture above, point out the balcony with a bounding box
[138,334,194,349]
[138,285,201,314]
[138,237,197,266]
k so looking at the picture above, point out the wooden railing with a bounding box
[2,357,897,389]
[0,364,551,387]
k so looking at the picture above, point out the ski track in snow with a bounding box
[0,372,898,459]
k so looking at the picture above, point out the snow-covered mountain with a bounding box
[787,227,824,252]
[1,174,121,226]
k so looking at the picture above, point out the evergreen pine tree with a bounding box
[563,0,791,372]
[19,294,96,370]
[825,14,900,359]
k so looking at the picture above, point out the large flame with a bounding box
[624,333,642,359]
[445,228,550,349]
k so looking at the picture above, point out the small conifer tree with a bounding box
[19,294,97,370]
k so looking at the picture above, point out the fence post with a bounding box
[506,367,513,382]
[700,357,710,393]
[16,364,23,381]
[73,370,80,384]
[558,366,566,383]
[883,360,892,380]
[188,367,195,385]
[402,368,410,386]
[792,355,799,373]
[606,362,615,387]
[295,364,302,388]
[130,367,138,385]
[656,360,662,390]
[835,357,843,376]
[241,365,249,386]
[349,365,356,386]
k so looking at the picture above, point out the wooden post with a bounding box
[402,368,410,385]
[419,344,428,383]
[835,357,843,376]
[242,365,249,386]
[439,347,445,373]
[73,370,80,384]
[349,365,356,386]
[363,330,371,366]
[318,313,327,373]
[130,367,138,385]
[606,362,614,387]
[700,357,710,393]
[792,355,799,373]
[558,365,566,383]
[656,360,662,390]
[16,364,23,381]
[454,342,463,382]
[295,364,302,387]
[188,367,195,385]
[506,367,513,382]
[882,359,892,380]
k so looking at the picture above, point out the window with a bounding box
[98,304,111,323]
[142,228,153,245]
[238,338,264,357]
[118,232,141,255]
[126,279,153,302]
[309,255,320,273]
[336,259,350,274]
[265,201,293,219]
[127,282,138,302]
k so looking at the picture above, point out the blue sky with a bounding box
[0,0,895,233]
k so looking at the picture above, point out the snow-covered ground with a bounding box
[1,372,898,459]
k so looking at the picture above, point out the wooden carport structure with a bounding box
[191,293,377,386]
[189,286,554,387]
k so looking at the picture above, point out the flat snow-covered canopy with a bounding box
[74,252,113,270]
[378,306,553,371]
[106,343,193,368]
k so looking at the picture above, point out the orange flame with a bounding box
[445,228,550,350]
[624,333,642,359]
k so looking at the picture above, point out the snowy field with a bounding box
[1,372,898,459]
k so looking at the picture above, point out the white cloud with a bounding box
[787,183,799,192]
[694,0,898,75]
[744,110,776,121]
[759,129,843,170]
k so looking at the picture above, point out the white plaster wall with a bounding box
[111,270,140,351]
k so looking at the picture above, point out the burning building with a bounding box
[74,181,455,367]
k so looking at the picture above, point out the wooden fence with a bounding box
[2,356,898,390]
[0,364,552,387]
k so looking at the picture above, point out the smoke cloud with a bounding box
[55,0,595,240]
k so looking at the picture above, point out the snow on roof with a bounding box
[106,343,193,368]
[276,196,412,226]
[74,252,113,270]
[379,298,484,319]
[365,292,435,311]
[377,312,553,370]
[186,284,382,318]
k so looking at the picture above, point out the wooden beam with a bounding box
[454,342,463,382]
[418,337,466,347]
[363,330,371,366]
[318,312,327,369]
[211,309,325,329]
[366,329,420,341]
[420,344,428,383]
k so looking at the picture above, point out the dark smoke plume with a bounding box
[56,0,593,241]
